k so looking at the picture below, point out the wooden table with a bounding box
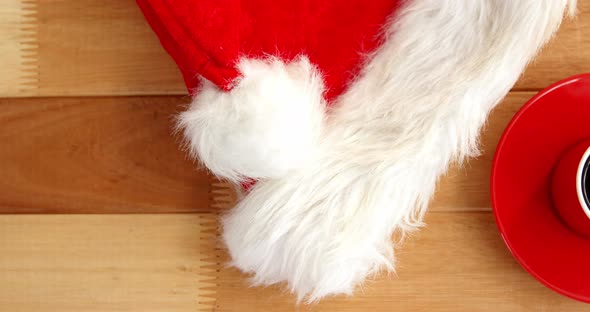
[1,1,590,311]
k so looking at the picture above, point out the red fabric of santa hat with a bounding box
[137,0,576,303]
[137,0,400,184]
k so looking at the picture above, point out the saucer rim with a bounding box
[491,73,590,303]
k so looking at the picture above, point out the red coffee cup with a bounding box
[551,139,590,237]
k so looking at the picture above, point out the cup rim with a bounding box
[576,145,590,219]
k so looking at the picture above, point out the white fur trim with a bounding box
[178,56,326,183]
[222,0,576,303]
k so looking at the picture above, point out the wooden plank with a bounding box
[0,96,212,213]
[213,212,589,311]
[0,1,588,97]
[0,92,532,213]
[36,0,185,97]
[0,0,38,96]
[0,214,217,312]
[1,213,585,311]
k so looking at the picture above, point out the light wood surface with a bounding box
[36,0,184,96]
[0,0,589,97]
[1,213,588,312]
[0,214,214,312]
[0,0,38,96]
[1,0,589,311]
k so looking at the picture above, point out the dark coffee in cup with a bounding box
[584,157,590,206]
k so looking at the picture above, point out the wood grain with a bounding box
[0,213,586,311]
[36,0,185,97]
[0,0,588,97]
[0,96,213,213]
[0,92,531,213]
[0,214,217,312]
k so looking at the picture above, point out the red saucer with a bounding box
[492,74,590,302]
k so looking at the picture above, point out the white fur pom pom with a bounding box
[222,0,575,303]
[178,56,326,183]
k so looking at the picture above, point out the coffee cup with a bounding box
[551,139,590,237]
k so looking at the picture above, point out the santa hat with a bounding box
[137,0,576,302]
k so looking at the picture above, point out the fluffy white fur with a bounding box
[178,56,326,183]
[222,0,576,303]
